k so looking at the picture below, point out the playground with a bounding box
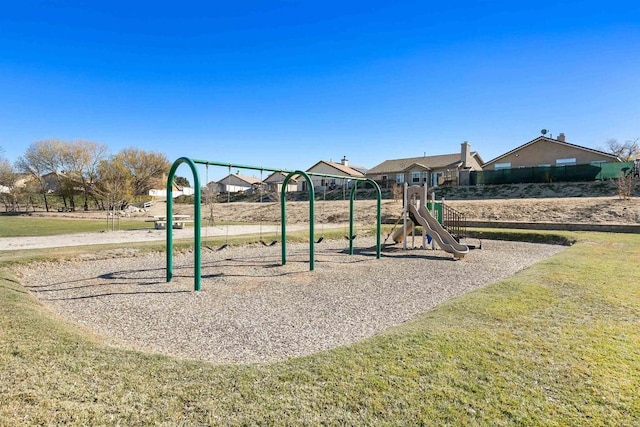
[0,158,587,363]
[4,157,640,424]
[17,237,564,364]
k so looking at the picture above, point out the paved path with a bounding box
[0,224,348,251]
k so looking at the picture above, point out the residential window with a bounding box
[556,158,576,166]
[422,171,429,182]
[538,164,551,167]
[396,174,404,184]
[381,175,388,181]
[411,172,421,183]
[495,162,511,170]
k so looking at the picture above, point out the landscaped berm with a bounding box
[1,215,639,424]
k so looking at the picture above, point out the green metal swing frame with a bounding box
[166,157,382,291]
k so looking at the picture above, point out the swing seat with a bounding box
[315,237,324,243]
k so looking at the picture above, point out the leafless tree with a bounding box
[0,158,20,212]
[95,156,134,212]
[15,140,66,211]
[60,140,108,210]
[115,148,170,196]
[202,181,220,226]
[605,138,639,161]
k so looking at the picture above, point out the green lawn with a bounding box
[1,232,639,425]
[0,215,154,237]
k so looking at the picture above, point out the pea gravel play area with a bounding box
[16,237,565,365]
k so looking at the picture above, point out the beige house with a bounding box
[299,157,366,192]
[366,142,483,188]
[263,171,298,193]
[483,133,620,170]
[218,173,262,193]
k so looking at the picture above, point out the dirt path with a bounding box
[0,223,346,251]
[4,196,637,251]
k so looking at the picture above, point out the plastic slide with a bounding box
[391,220,414,243]
[412,204,469,258]
[393,204,469,258]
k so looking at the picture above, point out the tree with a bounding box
[202,181,220,226]
[60,140,108,210]
[115,148,170,196]
[95,156,134,211]
[605,138,639,161]
[174,176,191,188]
[0,158,19,212]
[15,139,66,212]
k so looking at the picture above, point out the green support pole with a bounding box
[166,157,202,291]
[368,178,382,259]
[349,182,357,255]
[280,170,315,270]
[348,179,382,258]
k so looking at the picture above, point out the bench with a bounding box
[146,215,193,229]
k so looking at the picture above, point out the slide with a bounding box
[391,220,414,243]
[393,204,469,259]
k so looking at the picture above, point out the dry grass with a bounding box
[1,231,640,424]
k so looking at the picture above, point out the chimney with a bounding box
[557,133,566,142]
[461,141,471,168]
[341,156,349,167]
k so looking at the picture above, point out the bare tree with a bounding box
[605,138,640,161]
[95,156,134,211]
[0,158,19,212]
[15,140,66,212]
[202,181,220,226]
[115,148,170,196]
[615,170,635,200]
[60,140,108,210]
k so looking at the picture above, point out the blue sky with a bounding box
[1,1,638,180]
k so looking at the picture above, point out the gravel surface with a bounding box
[16,238,565,365]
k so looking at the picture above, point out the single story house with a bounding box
[149,182,195,198]
[299,157,366,192]
[482,133,620,170]
[217,173,262,193]
[366,142,483,188]
[263,171,298,193]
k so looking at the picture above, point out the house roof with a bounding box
[367,152,481,175]
[307,160,365,177]
[264,171,298,183]
[348,164,368,174]
[483,136,620,167]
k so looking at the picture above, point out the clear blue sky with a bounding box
[1,1,638,180]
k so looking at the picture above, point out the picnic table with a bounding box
[146,215,193,230]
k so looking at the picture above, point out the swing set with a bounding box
[165,157,383,291]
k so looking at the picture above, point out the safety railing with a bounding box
[441,203,467,242]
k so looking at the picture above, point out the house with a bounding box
[299,157,366,192]
[41,172,61,193]
[482,133,620,170]
[263,171,298,193]
[149,182,195,198]
[366,142,483,188]
[217,172,262,193]
[0,174,30,194]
